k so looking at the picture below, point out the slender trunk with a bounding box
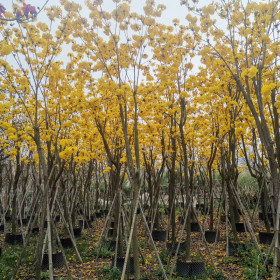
[12,152,21,234]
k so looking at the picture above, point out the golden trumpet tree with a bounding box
[184,0,280,276]
[60,0,167,277]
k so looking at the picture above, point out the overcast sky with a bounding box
[4,0,213,25]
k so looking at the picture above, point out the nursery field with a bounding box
[0,192,279,280]
[0,0,280,279]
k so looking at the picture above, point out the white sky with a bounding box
[3,0,212,25]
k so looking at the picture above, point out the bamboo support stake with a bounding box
[230,182,261,252]
[10,193,41,280]
[139,203,168,280]
[168,193,192,277]
[120,187,141,280]
[272,188,280,280]
[191,205,218,272]
[47,196,54,280]
[113,190,122,267]
[95,193,117,260]
[56,200,83,263]
[51,219,73,280]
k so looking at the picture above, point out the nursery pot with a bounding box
[5,233,23,245]
[176,260,205,277]
[196,203,204,210]
[54,215,60,223]
[18,218,28,226]
[60,237,73,248]
[41,251,65,270]
[259,232,279,244]
[178,216,184,224]
[191,222,200,232]
[112,257,134,275]
[100,209,109,216]
[152,230,167,241]
[5,216,11,222]
[235,222,245,233]
[143,203,150,210]
[205,231,220,243]
[166,241,187,255]
[95,212,102,218]
[32,227,39,234]
[259,212,273,222]
[108,228,114,237]
[200,207,209,215]
[73,227,82,238]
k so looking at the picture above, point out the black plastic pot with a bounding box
[0,224,4,231]
[166,241,187,255]
[178,216,184,225]
[235,223,245,233]
[95,212,102,218]
[112,257,134,275]
[259,232,280,244]
[205,231,220,243]
[191,222,200,232]
[200,207,209,215]
[143,204,150,210]
[60,237,73,248]
[259,212,273,221]
[18,218,28,226]
[110,221,115,228]
[145,215,152,222]
[196,203,204,210]
[5,233,23,245]
[152,230,167,241]
[100,209,109,216]
[32,227,39,234]
[176,260,205,277]
[108,228,114,237]
[54,216,60,223]
[5,216,11,222]
[179,202,184,208]
[73,227,82,238]
[41,251,65,270]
